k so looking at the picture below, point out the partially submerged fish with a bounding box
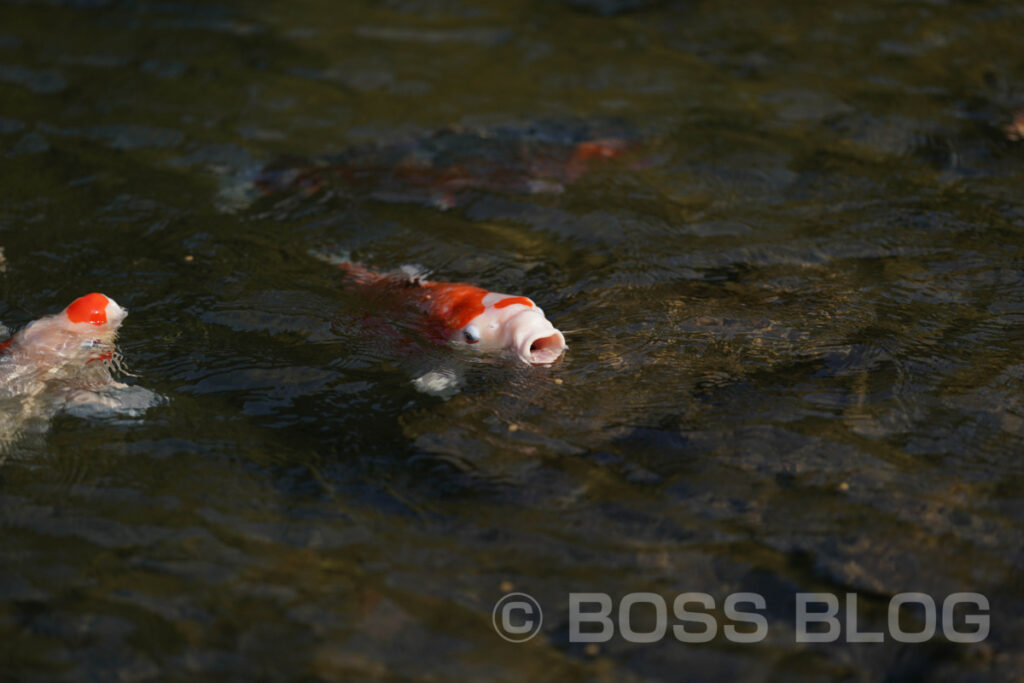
[0,292,124,365]
[246,120,637,210]
[320,254,566,366]
[0,293,153,449]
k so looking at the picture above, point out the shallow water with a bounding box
[1,0,1023,679]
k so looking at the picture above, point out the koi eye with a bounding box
[462,325,480,344]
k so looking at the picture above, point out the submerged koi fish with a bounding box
[0,293,152,449]
[243,120,637,211]
[322,255,566,365]
[1005,107,1024,142]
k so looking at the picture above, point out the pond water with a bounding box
[1,0,1023,679]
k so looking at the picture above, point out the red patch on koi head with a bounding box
[65,293,110,325]
[493,296,534,310]
[424,283,488,330]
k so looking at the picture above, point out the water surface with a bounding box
[1,0,1023,679]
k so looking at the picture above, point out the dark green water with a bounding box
[2,0,1023,680]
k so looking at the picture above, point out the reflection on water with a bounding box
[1,0,1023,679]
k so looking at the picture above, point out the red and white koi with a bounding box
[0,292,126,367]
[324,256,566,365]
[0,293,152,448]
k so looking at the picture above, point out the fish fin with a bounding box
[398,264,432,285]
[411,367,461,397]
[63,384,162,420]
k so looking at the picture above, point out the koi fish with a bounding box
[1005,107,1024,142]
[0,292,125,363]
[0,293,153,449]
[231,120,638,211]
[319,253,566,366]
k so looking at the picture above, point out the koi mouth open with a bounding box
[522,331,566,365]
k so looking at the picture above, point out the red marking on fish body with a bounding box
[494,296,534,309]
[570,139,628,164]
[65,293,110,325]
[0,337,11,353]
[420,282,488,331]
[564,138,629,183]
[333,260,545,344]
[1006,108,1024,142]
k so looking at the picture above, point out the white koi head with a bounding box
[64,292,127,333]
[5,293,126,366]
[457,292,566,365]
[0,293,151,450]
